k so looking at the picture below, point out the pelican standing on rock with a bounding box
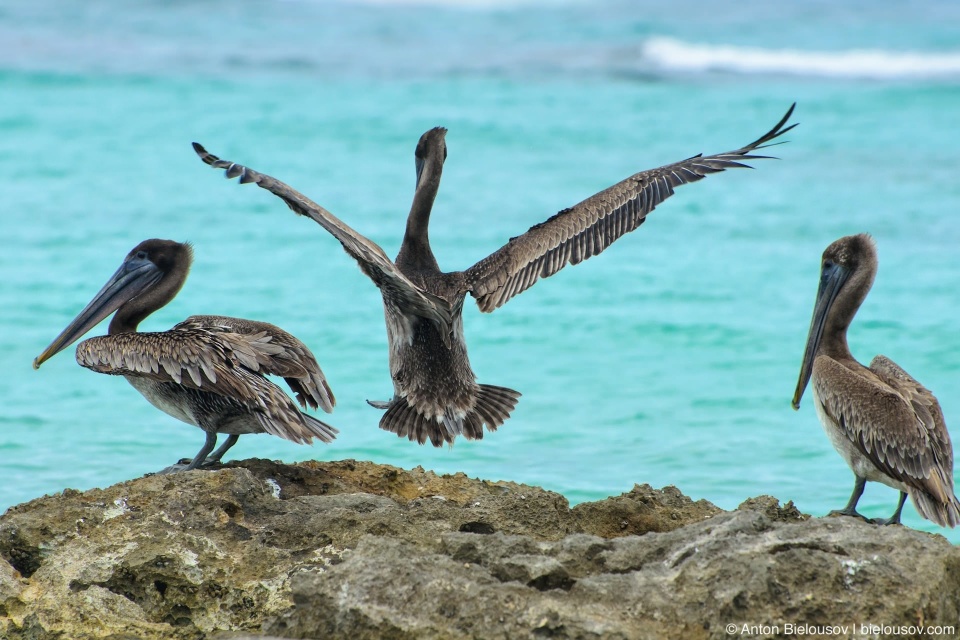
[194,104,796,447]
[792,233,960,527]
[34,239,337,472]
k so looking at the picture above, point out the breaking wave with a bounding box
[642,36,960,80]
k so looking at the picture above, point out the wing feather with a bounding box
[813,356,955,503]
[179,315,336,413]
[869,355,954,482]
[192,143,453,344]
[74,316,336,414]
[464,104,797,312]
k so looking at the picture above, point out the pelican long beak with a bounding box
[33,256,162,369]
[792,262,849,409]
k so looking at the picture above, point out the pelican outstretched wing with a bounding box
[192,143,453,344]
[463,104,797,312]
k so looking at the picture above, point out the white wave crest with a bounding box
[643,36,960,79]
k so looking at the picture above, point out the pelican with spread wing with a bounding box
[195,104,795,447]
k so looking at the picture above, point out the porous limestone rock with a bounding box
[0,459,956,640]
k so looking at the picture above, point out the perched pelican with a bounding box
[194,104,795,447]
[34,239,337,471]
[792,234,960,527]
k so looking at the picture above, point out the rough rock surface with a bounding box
[0,459,957,639]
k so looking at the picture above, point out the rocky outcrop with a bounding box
[0,459,957,639]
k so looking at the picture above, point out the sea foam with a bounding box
[643,36,960,80]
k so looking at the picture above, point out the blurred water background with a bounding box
[2,0,960,540]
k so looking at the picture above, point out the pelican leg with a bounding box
[871,491,907,526]
[827,476,870,522]
[158,431,219,474]
[203,434,240,466]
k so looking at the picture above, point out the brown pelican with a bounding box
[792,234,960,527]
[33,239,337,471]
[194,104,795,447]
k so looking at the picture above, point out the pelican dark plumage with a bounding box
[34,239,337,471]
[194,104,796,447]
[792,234,960,527]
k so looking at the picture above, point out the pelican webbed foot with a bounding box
[826,476,871,522]
[826,507,871,522]
[157,461,193,474]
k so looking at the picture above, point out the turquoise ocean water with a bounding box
[3,0,960,541]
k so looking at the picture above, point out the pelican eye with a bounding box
[135,251,148,260]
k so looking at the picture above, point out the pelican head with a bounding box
[414,127,447,189]
[34,239,192,369]
[792,233,878,409]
